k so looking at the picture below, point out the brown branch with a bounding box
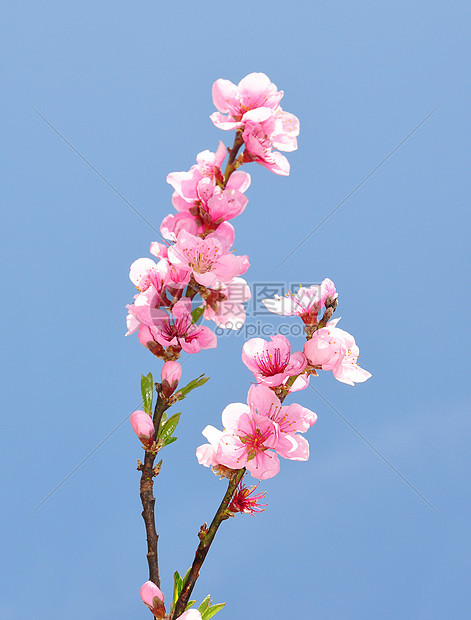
[223,131,244,185]
[172,468,246,619]
[139,393,170,589]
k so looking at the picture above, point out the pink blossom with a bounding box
[242,334,307,387]
[140,581,165,617]
[161,360,182,397]
[247,384,316,461]
[167,142,227,202]
[210,73,284,130]
[216,406,280,479]
[203,277,251,330]
[303,318,371,386]
[168,229,249,288]
[262,278,337,323]
[160,212,203,241]
[130,410,155,445]
[167,144,251,226]
[197,386,317,479]
[127,296,217,354]
[228,480,267,515]
[242,120,291,176]
[129,257,169,293]
[196,424,222,467]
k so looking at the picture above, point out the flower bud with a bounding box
[140,581,166,618]
[130,410,155,446]
[161,360,182,397]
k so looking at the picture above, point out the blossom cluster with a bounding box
[197,278,371,480]
[126,72,299,360]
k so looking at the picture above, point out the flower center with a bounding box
[240,427,270,460]
[255,347,289,376]
[183,245,220,274]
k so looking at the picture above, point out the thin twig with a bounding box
[139,393,170,588]
[172,468,246,618]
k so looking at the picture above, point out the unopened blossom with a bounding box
[178,610,202,620]
[203,277,251,330]
[228,480,267,516]
[168,229,249,288]
[127,295,217,354]
[140,581,166,617]
[130,410,155,446]
[262,278,337,323]
[161,360,182,397]
[242,334,306,387]
[303,318,371,386]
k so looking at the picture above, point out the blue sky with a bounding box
[1,1,470,618]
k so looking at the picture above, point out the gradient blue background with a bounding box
[1,1,470,618]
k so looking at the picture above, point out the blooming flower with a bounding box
[196,385,317,479]
[247,383,316,460]
[242,334,307,387]
[303,318,371,386]
[167,143,251,227]
[140,581,166,617]
[210,73,284,131]
[262,278,337,323]
[216,407,280,479]
[127,296,217,354]
[210,72,300,176]
[168,229,249,288]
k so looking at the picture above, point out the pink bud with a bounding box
[130,410,155,446]
[140,581,166,617]
[161,361,182,397]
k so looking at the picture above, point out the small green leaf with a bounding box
[185,600,196,610]
[191,306,204,323]
[159,413,181,441]
[163,436,177,447]
[140,373,154,415]
[198,595,211,614]
[172,571,183,608]
[178,375,210,400]
[202,602,226,620]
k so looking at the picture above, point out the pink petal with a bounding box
[276,434,310,461]
[246,450,280,480]
[221,403,250,430]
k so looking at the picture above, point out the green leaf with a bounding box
[172,571,183,608]
[178,374,210,400]
[202,603,226,620]
[198,595,211,614]
[163,436,177,447]
[158,413,181,441]
[191,305,204,324]
[185,600,196,610]
[140,373,154,415]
